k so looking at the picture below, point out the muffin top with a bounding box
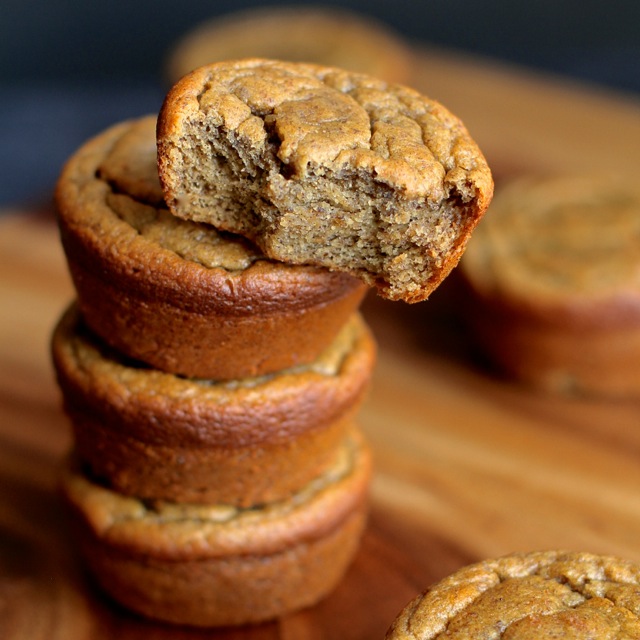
[461,174,640,327]
[159,58,491,210]
[157,58,493,302]
[386,551,640,640]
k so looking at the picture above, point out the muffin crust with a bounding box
[462,174,640,325]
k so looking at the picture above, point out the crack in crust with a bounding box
[157,58,493,302]
[386,551,640,640]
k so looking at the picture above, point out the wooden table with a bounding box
[2,48,640,639]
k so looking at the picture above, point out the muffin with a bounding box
[460,173,640,396]
[54,115,367,380]
[386,550,640,639]
[157,58,494,303]
[51,303,375,507]
[60,429,372,627]
[165,5,414,86]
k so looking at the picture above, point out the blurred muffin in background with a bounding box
[165,5,415,85]
[459,172,640,397]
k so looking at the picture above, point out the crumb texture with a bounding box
[157,59,493,302]
[386,551,640,640]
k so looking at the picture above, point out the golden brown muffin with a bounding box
[165,5,415,86]
[460,173,640,396]
[386,550,640,639]
[60,430,371,627]
[157,58,493,303]
[54,115,366,380]
[51,303,375,507]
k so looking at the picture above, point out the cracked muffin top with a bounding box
[157,58,493,303]
[386,550,640,640]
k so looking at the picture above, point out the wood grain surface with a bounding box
[1,48,640,639]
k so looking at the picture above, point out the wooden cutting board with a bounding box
[1,47,640,639]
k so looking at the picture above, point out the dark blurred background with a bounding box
[1,0,639,207]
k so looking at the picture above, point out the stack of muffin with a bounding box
[51,54,494,628]
[51,115,376,627]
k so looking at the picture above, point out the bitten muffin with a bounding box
[157,58,493,303]
[60,430,372,627]
[54,115,366,380]
[386,550,640,639]
[165,5,415,86]
[51,303,375,507]
[460,173,640,396]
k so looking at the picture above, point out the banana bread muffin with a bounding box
[386,550,640,639]
[166,5,415,85]
[51,303,375,507]
[55,115,366,380]
[157,58,493,303]
[60,430,371,627]
[460,173,640,396]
